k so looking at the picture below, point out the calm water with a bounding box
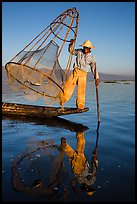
[2,81,135,202]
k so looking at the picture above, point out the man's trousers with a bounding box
[59,68,87,109]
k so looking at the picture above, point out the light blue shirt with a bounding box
[69,47,99,79]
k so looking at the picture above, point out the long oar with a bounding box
[96,84,100,128]
[95,66,100,129]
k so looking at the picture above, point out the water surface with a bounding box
[2,81,135,202]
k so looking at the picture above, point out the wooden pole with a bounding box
[96,85,100,128]
[95,65,100,128]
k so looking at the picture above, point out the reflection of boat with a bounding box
[2,111,89,133]
[2,102,89,118]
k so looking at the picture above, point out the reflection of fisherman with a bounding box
[60,132,98,196]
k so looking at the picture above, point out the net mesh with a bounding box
[5,7,79,106]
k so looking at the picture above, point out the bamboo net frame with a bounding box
[5,7,79,106]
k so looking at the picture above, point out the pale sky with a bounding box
[2,2,135,76]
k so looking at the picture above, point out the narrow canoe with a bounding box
[2,102,89,118]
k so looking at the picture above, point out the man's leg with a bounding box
[59,69,78,107]
[76,70,87,109]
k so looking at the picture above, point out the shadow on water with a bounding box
[2,114,89,133]
[4,115,100,202]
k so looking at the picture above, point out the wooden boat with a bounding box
[2,102,89,118]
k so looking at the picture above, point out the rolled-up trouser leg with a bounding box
[59,69,78,106]
[76,69,87,109]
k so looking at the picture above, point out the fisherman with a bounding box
[59,39,100,109]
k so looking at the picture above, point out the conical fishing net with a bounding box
[5,7,79,106]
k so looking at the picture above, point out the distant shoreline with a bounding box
[2,66,135,82]
[87,72,135,81]
[102,80,134,83]
[88,80,134,84]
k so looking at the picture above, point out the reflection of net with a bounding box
[11,139,58,187]
[11,139,68,201]
[5,7,79,106]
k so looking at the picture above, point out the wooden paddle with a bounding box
[95,65,100,129]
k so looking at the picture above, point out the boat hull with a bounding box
[2,102,89,118]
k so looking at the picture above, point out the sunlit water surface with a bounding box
[2,81,135,202]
